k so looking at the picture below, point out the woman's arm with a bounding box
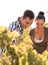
[30,36,32,40]
[29,29,34,39]
[46,28,48,51]
[46,41,48,51]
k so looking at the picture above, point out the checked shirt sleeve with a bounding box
[9,22,16,32]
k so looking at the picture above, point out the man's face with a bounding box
[23,17,34,29]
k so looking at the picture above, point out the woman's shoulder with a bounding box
[44,27,48,36]
[30,28,35,32]
[29,28,34,35]
[44,27,48,32]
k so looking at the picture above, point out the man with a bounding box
[9,10,34,35]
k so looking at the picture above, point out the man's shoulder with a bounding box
[8,20,19,31]
[8,19,23,34]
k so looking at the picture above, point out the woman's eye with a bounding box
[37,23,43,25]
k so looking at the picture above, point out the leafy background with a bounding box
[0,23,48,65]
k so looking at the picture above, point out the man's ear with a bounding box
[20,16,23,22]
[31,19,34,24]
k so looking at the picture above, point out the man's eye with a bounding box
[37,23,39,25]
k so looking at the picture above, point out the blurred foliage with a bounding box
[0,26,48,65]
[45,23,48,28]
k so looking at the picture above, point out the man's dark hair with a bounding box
[18,17,20,21]
[23,10,34,19]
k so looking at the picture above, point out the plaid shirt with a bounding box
[9,19,23,34]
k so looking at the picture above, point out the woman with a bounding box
[29,11,48,54]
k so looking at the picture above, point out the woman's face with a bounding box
[36,19,44,29]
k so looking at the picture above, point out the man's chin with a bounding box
[38,27,42,29]
[24,27,27,29]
